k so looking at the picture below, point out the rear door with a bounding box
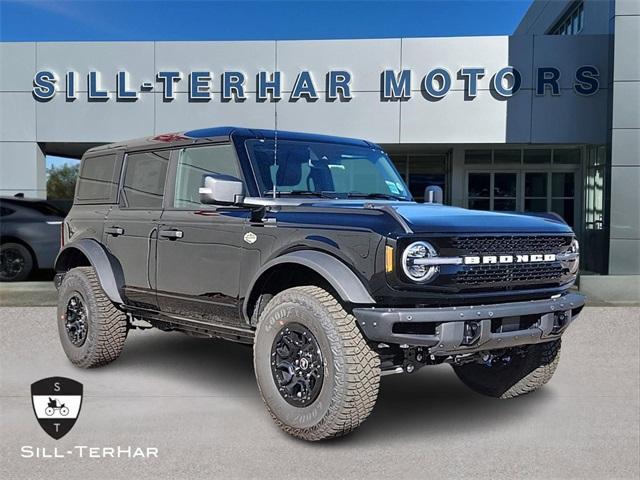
[104,149,170,310]
[155,143,250,325]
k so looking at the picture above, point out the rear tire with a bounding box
[253,286,380,441]
[0,242,33,282]
[453,340,561,399]
[57,266,128,368]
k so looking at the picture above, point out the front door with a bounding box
[104,149,170,310]
[155,143,249,325]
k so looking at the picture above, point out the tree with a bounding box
[47,163,79,200]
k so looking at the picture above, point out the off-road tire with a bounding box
[253,286,380,441]
[453,340,561,399]
[57,266,128,368]
[0,242,34,282]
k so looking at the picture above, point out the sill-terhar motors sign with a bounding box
[32,66,600,103]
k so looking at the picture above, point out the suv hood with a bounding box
[388,203,572,234]
[255,198,573,234]
[279,200,573,234]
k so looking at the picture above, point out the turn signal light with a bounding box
[385,245,394,273]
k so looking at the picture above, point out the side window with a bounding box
[122,150,170,209]
[76,153,120,203]
[174,144,240,208]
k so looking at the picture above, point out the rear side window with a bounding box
[76,153,120,204]
[174,144,240,208]
[122,150,170,209]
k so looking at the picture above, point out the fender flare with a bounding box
[243,250,376,319]
[55,238,124,305]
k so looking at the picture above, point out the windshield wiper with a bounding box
[346,192,407,201]
[264,190,338,199]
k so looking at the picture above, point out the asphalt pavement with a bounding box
[1,305,639,480]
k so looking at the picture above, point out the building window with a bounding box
[550,2,584,35]
[463,147,582,226]
[389,152,449,202]
[467,172,518,212]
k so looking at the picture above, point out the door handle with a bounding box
[159,229,184,240]
[105,226,124,236]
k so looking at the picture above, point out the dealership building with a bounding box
[0,0,638,302]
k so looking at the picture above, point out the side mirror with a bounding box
[424,185,443,204]
[199,174,245,205]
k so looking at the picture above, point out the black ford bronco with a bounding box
[55,127,584,441]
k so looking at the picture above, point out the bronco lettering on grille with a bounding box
[463,254,556,265]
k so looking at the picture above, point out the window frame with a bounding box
[164,141,247,211]
[118,148,172,211]
[549,1,584,36]
[75,151,123,205]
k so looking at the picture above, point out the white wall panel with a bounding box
[155,93,275,133]
[0,93,36,141]
[155,41,276,93]
[277,39,400,93]
[36,92,154,142]
[402,36,534,91]
[612,82,640,129]
[277,92,399,143]
[36,42,155,92]
[613,16,640,82]
[0,142,45,197]
[400,90,531,144]
[0,43,35,92]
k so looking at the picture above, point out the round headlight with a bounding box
[402,241,439,282]
[562,238,580,275]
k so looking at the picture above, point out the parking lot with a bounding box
[1,290,638,479]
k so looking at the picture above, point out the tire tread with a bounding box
[256,286,380,441]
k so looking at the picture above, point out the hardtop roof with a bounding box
[85,127,375,155]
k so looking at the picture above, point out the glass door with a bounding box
[523,172,577,227]
[467,170,577,226]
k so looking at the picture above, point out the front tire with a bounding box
[453,340,561,399]
[253,286,380,441]
[57,267,128,368]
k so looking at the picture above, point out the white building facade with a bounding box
[0,0,638,300]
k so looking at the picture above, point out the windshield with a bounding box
[245,139,412,200]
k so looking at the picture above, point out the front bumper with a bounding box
[353,292,585,355]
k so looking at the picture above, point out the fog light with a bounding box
[462,321,481,345]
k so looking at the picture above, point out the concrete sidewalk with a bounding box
[0,282,58,307]
[1,306,638,479]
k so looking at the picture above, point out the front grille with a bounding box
[447,235,571,255]
[453,262,566,289]
[428,234,574,291]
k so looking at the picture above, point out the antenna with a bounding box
[273,104,278,199]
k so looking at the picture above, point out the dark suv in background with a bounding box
[54,127,584,441]
[0,196,64,281]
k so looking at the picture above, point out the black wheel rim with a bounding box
[65,294,88,347]
[0,247,25,280]
[270,323,324,407]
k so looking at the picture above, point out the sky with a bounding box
[2,0,534,168]
[0,0,534,42]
